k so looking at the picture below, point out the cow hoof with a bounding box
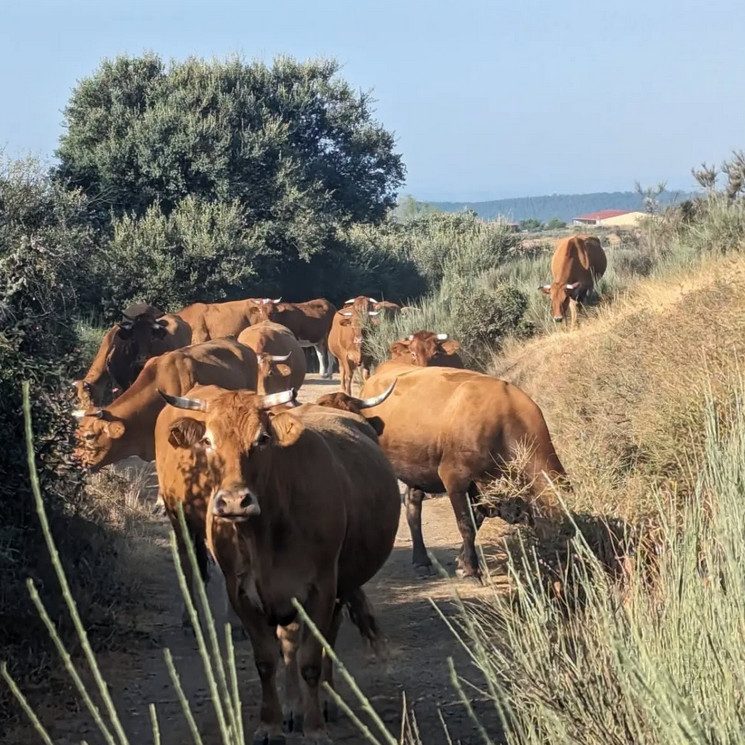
[413,562,434,578]
[283,710,303,733]
[323,700,340,723]
[455,567,482,584]
[252,731,285,745]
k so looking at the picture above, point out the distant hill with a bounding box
[422,191,692,223]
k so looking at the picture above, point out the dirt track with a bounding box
[5,375,510,745]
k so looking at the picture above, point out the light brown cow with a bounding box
[177,298,275,343]
[343,296,401,323]
[249,299,337,378]
[237,321,306,395]
[317,363,568,579]
[327,305,380,395]
[540,235,607,326]
[389,331,464,369]
[74,339,258,471]
[106,311,192,394]
[160,388,400,742]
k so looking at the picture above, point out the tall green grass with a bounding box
[450,386,745,744]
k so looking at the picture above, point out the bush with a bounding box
[455,387,745,745]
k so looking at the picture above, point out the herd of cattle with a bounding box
[70,235,605,743]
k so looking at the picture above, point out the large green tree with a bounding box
[57,55,404,249]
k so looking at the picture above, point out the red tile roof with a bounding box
[574,209,631,221]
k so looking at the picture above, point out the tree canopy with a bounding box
[56,55,405,269]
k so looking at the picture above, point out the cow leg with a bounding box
[314,342,331,379]
[569,298,579,330]
[404,488,432,573]
[230,598,284,744]
[277,622,303,733]
[321,603,343,723]
[297,584,336,742]
[439,469,480,579]
[325,346,336,378]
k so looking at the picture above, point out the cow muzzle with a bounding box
[212,487,261,521]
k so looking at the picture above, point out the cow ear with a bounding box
[339,318,352,327]
[539,284,552,294]
[106,420,126,439]
[169,418,206,448]
[268,412,304,447]
[390,341,409,357]
[440,339,461,355]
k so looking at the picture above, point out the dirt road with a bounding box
[5,375,510,745]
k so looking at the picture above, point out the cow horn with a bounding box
[357,381,396,409]
[259,389,295,409]
[435,333,449,340]
[566,282,581,290]
[344,298,355,304]
[158,389,208,412]
[72,408,104,419]
[368,297,378,303]
[273,297,281,303]
[340,310,353,317]
[367,311,380,317]
[266,351,292,362]
[407,334,414,341]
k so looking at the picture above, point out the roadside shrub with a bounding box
[455,387,745,745]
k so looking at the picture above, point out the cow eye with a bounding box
[200,436,213,449]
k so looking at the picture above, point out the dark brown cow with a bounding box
[540,235,607,326]
[160,388,400,742]
[327,305,380,395]
[317,363,568,579]
[106,311,192,394]
[177,298,275,343]
[73,325,118,408]
[249,299,337,378]
[237,321,306,395]
[74,339,258,471]
[389,331,464,369]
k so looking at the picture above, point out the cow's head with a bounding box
[256,351,293,394]
[107,314,170,391]
[396,331,461,367]
[160,388,296,520]
[539,282,582,322]
[338,307,379,364]
[249,298,282,324]
[73,408,127,471]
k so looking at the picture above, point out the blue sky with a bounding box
[1,0,744,200]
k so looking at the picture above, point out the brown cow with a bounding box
[237,321,306,395]
[249,299,337,378]
[106,311,192,394]
[177,298,276,343]
[540,235,607,326]
[317,363,568,579]
[343,296,401,323]
[389,331,464,369]
[327,305,380,395]
[74,339,258,471]
[160,388,400,742]
[73,325,119,408]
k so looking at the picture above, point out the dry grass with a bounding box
[490,252,745,519]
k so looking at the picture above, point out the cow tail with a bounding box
[343,588,384,655]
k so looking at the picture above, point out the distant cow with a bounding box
[237,321,306,395]
[389,331,464,369]
[249,299,336,378]
[540,235,607,326]
[317,363,569,579]
[72,303,188,407]
[106,306,192,394]
[328,305,381,395]
[343,296,401,324]
[74,339,258,471]
[177,298,273,343]
[160,387,400,742]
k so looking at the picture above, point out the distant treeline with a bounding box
[419,190,693,223]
